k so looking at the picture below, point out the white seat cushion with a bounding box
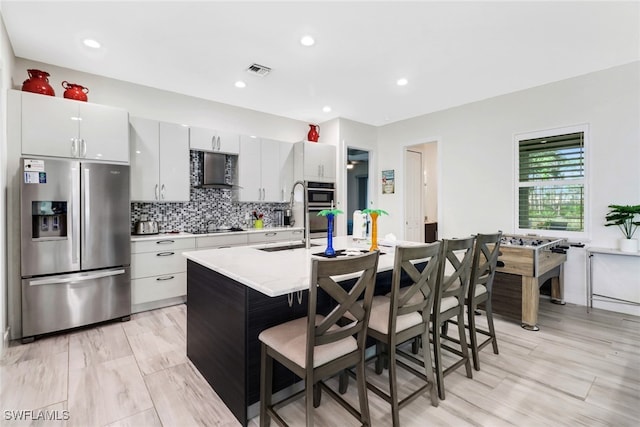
[345,295,422,335]
[259,316,357,369]
[439,296,459,313]
[472,283,487,298]
[385,287,425,306]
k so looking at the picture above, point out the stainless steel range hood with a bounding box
[197,152,236,189]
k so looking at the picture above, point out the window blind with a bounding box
[518,131,585,232]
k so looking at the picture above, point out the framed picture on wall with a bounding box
[382,170,395,194]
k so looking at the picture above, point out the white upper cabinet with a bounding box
[20,90,129,162]
[130,117,190,202]
[237,136,291,202]
[294,141,336,182]
[279,142,295,202]
[189,126,240,154]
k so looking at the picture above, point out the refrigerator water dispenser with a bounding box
[31,201,67,239]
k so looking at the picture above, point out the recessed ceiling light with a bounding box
[322,106,332,113]
[83,38,101,49]
[396,78,408,86]
[235,81,247,88]
[300,35,315,47]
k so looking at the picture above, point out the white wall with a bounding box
[12,58,309,142]
[377,62,640,314]
[0,9,16,352]
[332,118,378,236]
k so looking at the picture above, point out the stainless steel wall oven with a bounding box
[306,181,336,238]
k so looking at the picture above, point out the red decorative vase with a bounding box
[307,124,320,142]
[22,69,55,96]
[62,81,89,102]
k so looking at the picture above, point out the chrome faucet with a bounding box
[290,180,310,249]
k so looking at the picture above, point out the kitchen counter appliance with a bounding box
[20,158,131,340]
[133,218,159,235]
[306,181,336,238]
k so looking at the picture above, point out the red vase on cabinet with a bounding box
[307,124,320,142]
[62,81,89,102]
[22,69,55,96]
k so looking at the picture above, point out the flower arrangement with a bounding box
[252,210,264,229]
[363,209,389,251]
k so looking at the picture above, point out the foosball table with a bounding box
[492,234,569,331]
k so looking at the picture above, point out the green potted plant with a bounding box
[604,204,640,252]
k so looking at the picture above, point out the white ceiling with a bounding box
[2,1,639,126]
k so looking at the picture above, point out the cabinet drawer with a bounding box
[132,249,188,279]
[196,234,248,249]
[248,230,303,244]
[132,273,186,305]
[131,237,195,254]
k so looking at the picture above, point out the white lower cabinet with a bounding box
[130,237,195,312]
[196,234,248,249]
[247,229,305,244]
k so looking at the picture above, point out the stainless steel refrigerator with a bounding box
[20,157,131,339]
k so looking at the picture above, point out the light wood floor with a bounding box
[1,300,639,426]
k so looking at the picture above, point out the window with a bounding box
[516,127,587,236]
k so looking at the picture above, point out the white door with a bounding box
[238,136,263,201]
[404,149,423,242]
[159,122,190,201]
[261,138,282,202]
[79,102,129,162]
[129,117,160,201]
[21,91,79,158]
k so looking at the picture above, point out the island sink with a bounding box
[258,243,320,252]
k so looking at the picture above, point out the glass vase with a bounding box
[369,212,379,251]
[325,214,335,256]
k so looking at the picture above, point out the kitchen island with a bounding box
[183,236,400,426]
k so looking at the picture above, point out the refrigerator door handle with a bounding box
[28,269,126,286]
[71,165,81,266]
[83,166,90,258]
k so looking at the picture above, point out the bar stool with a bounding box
[432,236,475,400]
[466,232,502,371]
[364,242,441,426]
[259,251,379,427]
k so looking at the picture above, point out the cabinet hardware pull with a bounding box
[297,290,303,305]
[80,139,87,158]
[157,251,175,256]
[211,135,215,150]
[217,136,221,150]
[265,232,277,236]
[156,275,175,281]
[29,269,126,286]
[156,240,175,244]
[155,184,159,200]
[287,293,294,307]
[70,138,77,157]
[161,184,165,199]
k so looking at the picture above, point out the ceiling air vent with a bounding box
[246,63,272,77]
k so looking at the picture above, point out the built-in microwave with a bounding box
[306,181,335,206]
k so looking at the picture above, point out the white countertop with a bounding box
[183,236,412,297]
[130,226,304,242]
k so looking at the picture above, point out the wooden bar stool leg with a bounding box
[468,301,481,371]
[260,343,272,427]
[421,329,438,406]
[356,356,371,426]
[457,306,473,378]
[486,298,499,354]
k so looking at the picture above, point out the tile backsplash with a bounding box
[131,151,288,232]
